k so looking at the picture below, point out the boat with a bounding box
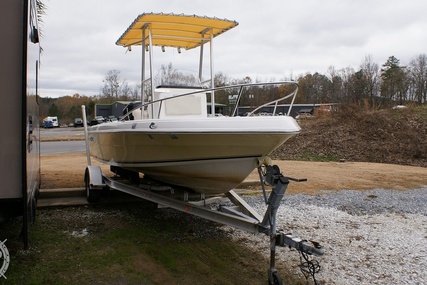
[87,13,301,195]
[82,16,324,283]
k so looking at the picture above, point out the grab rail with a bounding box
[121,81,298,120]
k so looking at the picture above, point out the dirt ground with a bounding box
[273,107,427,168]
[41,153,427,194]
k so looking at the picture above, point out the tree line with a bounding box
[296,54,427,108]
[40,53,427,124]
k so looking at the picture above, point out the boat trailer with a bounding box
[84,161,323,285]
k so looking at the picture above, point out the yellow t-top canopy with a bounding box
[116,13,238,50]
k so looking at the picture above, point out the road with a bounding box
[40,127,85,155]
[41,141,86,155]
[40,126,84,138]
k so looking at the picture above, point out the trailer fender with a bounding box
[84,166,105,203]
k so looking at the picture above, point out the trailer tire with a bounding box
[85,169,101,203]
[268,271,283,285]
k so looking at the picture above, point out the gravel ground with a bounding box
[222,188,427,285]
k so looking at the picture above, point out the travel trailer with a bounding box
[0,0,41,249]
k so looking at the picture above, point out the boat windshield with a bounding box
[155,69,202,88]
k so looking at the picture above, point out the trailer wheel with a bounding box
[85,169,101,203]
[268,271,283,285]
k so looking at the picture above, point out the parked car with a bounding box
[43,120,54,128]
[74,118,83,127]
[107,115,118,122]
[89,116,105,126]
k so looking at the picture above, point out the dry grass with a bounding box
[41,154,427,194]
[246,160,427,194]
[274,105,427,168]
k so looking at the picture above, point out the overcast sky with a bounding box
[39,0,427,98]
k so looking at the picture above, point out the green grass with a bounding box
[296,151,339,162]
[0,203,306,285]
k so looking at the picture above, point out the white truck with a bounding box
[43,116,59,128]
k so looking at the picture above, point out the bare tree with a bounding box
[339,67,356,101]
[297,72,330,103]
[102,70,121,99]
[131,83,141,101]
[326,66,343,101]
[360,55,380,107]
[120,81,131,100]
[155,63,199,86]
[408,54,427,104]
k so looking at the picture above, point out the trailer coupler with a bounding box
[275,231,323,256]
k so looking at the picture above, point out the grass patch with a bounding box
[0,203,306,285]
[295,151,339,162]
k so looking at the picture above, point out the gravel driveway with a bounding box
[224,188,427,285]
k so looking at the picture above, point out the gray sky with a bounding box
[40,0,427,98]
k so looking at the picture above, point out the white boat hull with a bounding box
[88,116,300,194]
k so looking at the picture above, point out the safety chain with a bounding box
[299,249,321,285]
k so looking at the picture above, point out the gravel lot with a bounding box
[223,188,427,285]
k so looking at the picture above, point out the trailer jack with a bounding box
[258,164,323,285]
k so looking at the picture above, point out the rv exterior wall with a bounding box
[0,0,24,200]
[0,0,41,227]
